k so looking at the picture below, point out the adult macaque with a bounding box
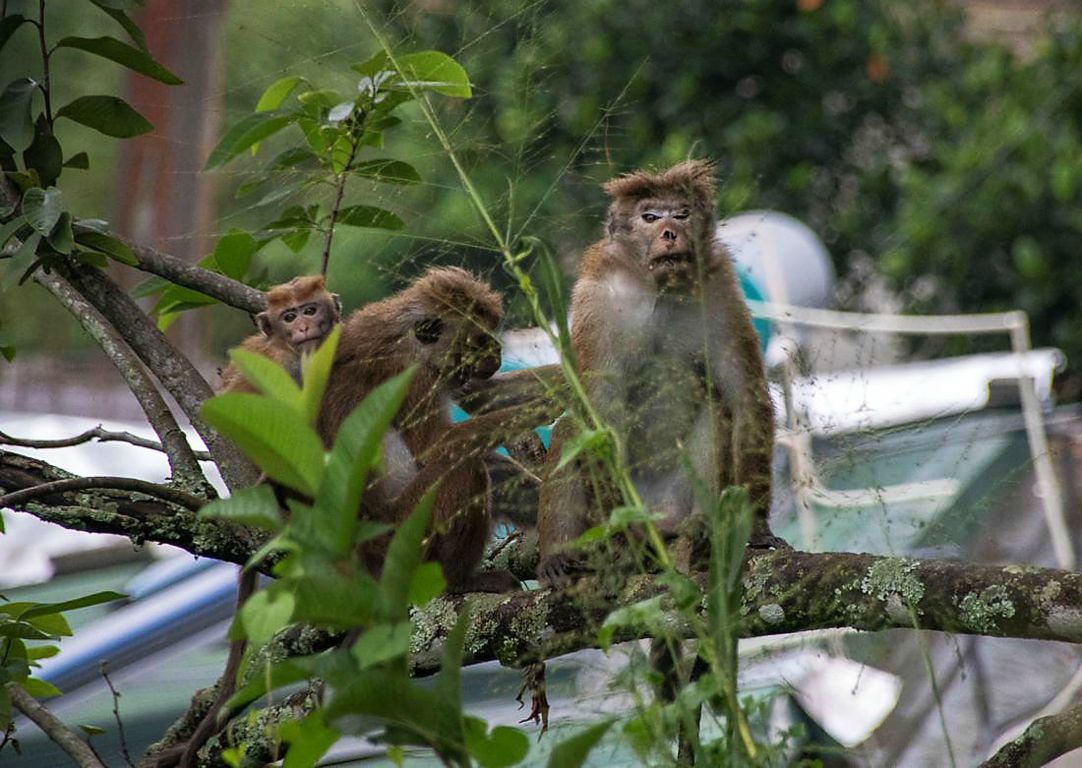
[537,160,782,583]
[319,266,528,593]
[218,274,341,393]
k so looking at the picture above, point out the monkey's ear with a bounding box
[331,294,342,315]
[414,316,443,344]
[256,312,273,337]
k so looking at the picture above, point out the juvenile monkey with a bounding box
[319,266,527,593]
[218,274,341,393]
[537,160,782,583]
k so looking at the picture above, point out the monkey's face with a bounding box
[414,314,502,388]
[619,197,701,289]
[278,298,338,354]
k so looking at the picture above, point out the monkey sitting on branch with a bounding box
[218,274,341,393]
[537,160,785,584]
[319,266,530,593]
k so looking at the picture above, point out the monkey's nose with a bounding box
[661,229,677,242]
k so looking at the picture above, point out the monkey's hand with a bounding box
[748,520,791,551]
[450,568,522,594]
[537,552,587,589]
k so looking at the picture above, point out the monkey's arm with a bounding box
[457,364,565,415]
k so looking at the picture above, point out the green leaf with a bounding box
[21,591,125,619]
[201,393,325,496]
[56,95,153,138]
[0,78,36,152]
[24,611,71,638]
[48,212,74,255]
[225,658,310,712]
[396,51,472,98]
[20,677,61,699]
[26,645,60,661]
[465,719,529,768]
[300,325,339,426]
[23,117,62,187]
[205,112,296,170]
[408,562,446,606]
[88,2,148,51]
[0,15,28,55]
[350,622,411,669]
[335,205,404,230]
[228,349,303,410]
[211,229,259,279]
[21,187,63,235]
[238,586,295,646]
[63,151,90,169]
[56,36,182,85]
[257,76,304,113]
[546,720,616,768]
[280,713,338,768]
[0,347,10,363]
[350,159,421,185]
[0,213,27,248]
[79,724,106,736]
[0,621,52,640]
[309,366,412,557]
[289,557,378,627]
[379,489,435,622]
[199,485,282,532]
[556,427,607,470]
[74,231,137,265]
[2,232,39,291]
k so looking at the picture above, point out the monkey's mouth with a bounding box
[648,252,692,271]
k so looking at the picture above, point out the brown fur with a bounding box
[318,267,521,592]
[537,160,782,584]
[218,275,341,393]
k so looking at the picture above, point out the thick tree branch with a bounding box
[33,271,207,485]
[0,450,262,567]
[53,260,258,489]
[71,221,266,315]
[0,476,206,511]
[7,681,105,768]
[981,701,1082,768]
[0,425,213,462]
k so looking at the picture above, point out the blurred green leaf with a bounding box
[228,348,303,410]
[56,95,153,138]
[351,622,411,669]
[465,719,529,768]
[79,724,106,736]
[0,15,27,55]
[47,212,74,255]
[201,393,325,496]
[546,720,616,768]
[281,713,339,768]
[379,489,435,622]
[257,76,305,113]
[335,205,403,230]
[408,562,446,606]
[88,2,148,51]
[21,188,63,235]
[395,51,472,98]
[210,229,259,279]
[63,151,90,170]
[205,112,296,170]
[199,485,282,532]
[20,677,61,699]
[56,36,182,85]
[0,213,27,248]
[300,325,339,426]
[0,78,35,151]
[21,591,125,619]
[74,231,137,266]
[22,117,62,187]
[350,159,421,185]
[239,586,295,647]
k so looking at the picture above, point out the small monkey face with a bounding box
[278,300,337,353]
[416,315,501,388]
[634,198,692,269]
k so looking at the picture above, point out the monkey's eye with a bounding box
[642,212,659,223]
[673,209,690,220]
[303,304,318,316]
[282,311,297,323]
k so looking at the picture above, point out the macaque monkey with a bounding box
[537,160,782,584]
[319,266,528,593]
[218,274,342,393]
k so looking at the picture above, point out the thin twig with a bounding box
[100,662,134,768]
[34,270,207,485]
[0,476,206,511]
[7,681,106,768]
[0,426,213,462]
[320,136,360,276]
[36,0,51,124]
